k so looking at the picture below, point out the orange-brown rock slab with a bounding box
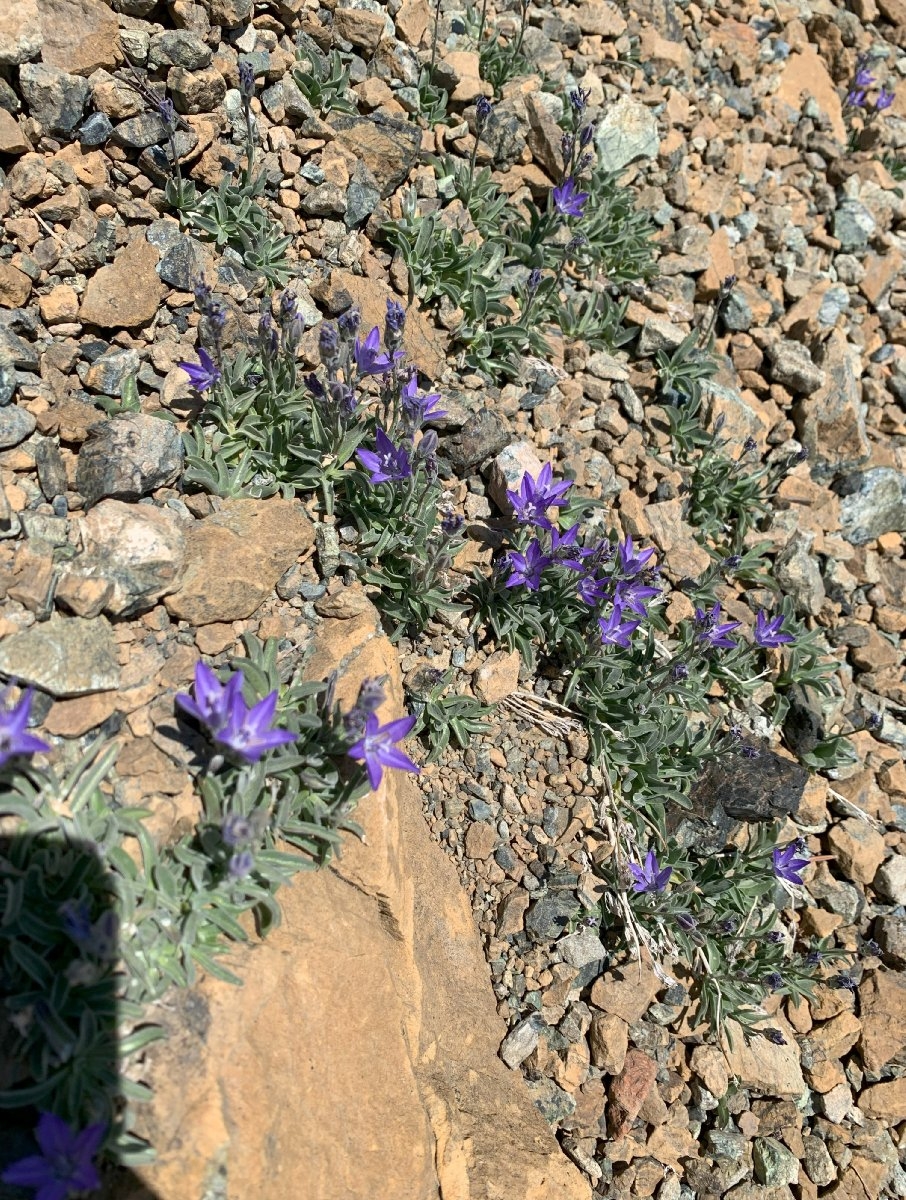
[123,596,589,1200]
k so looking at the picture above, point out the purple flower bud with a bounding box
[569,88,590,115]
[229,850,255,879]
[527,267,543,292]
[222,813,254,846]
[319,322,340,367]
[418,428,439,458]
[876,87,895,111]
[158,97,177,130]
[805,949,822,968]
[385,298,406,350]
[671,661,689,682]
[579,122,594,149]
[765,971,784,991]
[765,1029,786,1046]
[238,60,256,101]
[475,96,493,126]
[337,308,361,339]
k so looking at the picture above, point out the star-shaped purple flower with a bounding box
[598,603,641,648]
[577,573,609,605]
[353,326,403,376]
[617,534,656,577]
[695,603,741,651]
[1,1112,106,1200]
[754,611,795,649]
[614,577,660,618]
[506,463,572,530]
[628,849,672,894]
[875,87,895,111]
[178,347,221,393]
[357,428,413,484]
[214,689,297,763]
[400,373,447,424]
[773,843,809,886]
[347,711,420,791]
[0,686,50,771]
[176,662,243,736]
[504,539,552,591]
[552,177,589,219]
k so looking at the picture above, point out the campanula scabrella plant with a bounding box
[773,843,810,886]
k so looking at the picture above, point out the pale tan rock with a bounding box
[79,234,165,329]
[721,1018,806,1098]
[859,970,906,1073]
[773,47,846,143]
[443,49,485,103]
[39,0,121,74]
[164,498,315,625]
[858,1076,906,1122]
[690,1044,730,1098]
[0,263,32,308]
[396,0,430,46]
[608,1049,658,1135]
[0,110,31,155]
[827,817,887,885]
[588,1012,629,1075]
[129,608,590,1200]
[39,284,79,323]
[572,1,626,34]
[473,647,520,705]
[590,960,662,1025]
[464,820,497,860]
[334,6,386,52]
[310,268,446,379]
[43,692,119,737]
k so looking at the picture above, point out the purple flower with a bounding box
[504,539,552,591]
[695,603,741,651]
[854,65,876,90]
[569,86,591,114]
[577,573,609,605]
[876,87,895,111]
[1,1112,105,1200]
[400,373,447,424]
[765,1029,786,1046]
[550,522,582,564]
[0,687,49,770]
[754,611,794,649]
[176,662,243,736]
[773,843,809,886]
[628,849,672,893]
[179,347,221,393]
[228,850,254,880]
[506,463,572,530]
[616,534,656,577]
[214,689,297,763]
[357,427,413,484]
[846,88,868,108]
[614,577,659,618]
[475,96,493,125]
[347,711,420,791]
[598,603,641,648]
[221,813,254,847]
[552,177,589,219]
[354,326,402,376]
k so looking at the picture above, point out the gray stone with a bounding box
[149,31,213,70]
[873,914,906,969]
[801,1135,836,1187]
[557,928,607,970]
[328,112,421,198]
[837,468,906,545]
[0,613,120,697]
[596,96,660,171]
[157,234,214,290]
[833,198,876,252]
[112,112,170,149]
[636,317,687,356]
[774,530,825,616]
[499,1016,541,1068]
[690,741,806,824]
[19,63,89,135]
[525,892,581,942]
[65,499,187,617]
[766,339,825,395]
[35,439,68,501]
[78,111,113,146]
[874,855,906,905]
[444,409,511,473]
[753,1138,799,1188]
[76,414,184,507]
[0,404,36,449]
[808,864,864,923]
[345,162,380,228]
[0,327,39,372]
[0,357,18,406]
[301,182,347,217]
[525,1076,576,1124]
[794,335,868,481]
[480,102,526,167]
[82,348,140,396]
